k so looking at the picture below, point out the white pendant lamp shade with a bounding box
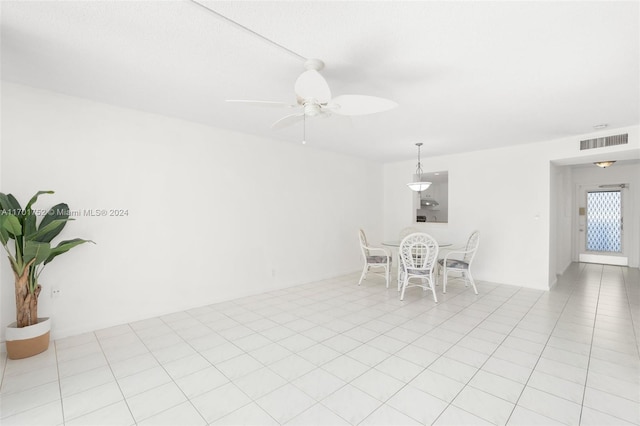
[407,181,432,191]
[407,143,431,192]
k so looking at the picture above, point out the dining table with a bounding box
[382,241,452,248]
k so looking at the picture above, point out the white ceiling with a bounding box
[1,1,638,162]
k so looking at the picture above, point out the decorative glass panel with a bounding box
[586,191,621,253]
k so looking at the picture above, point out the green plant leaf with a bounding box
[1,193,22,210]
[23,240,51,266]
[1,214,22,236]
[28,218,67,243]
[35,203,69,242]
[0,192,22,213]
[0,215,11,245]
[24,213,37,238]
[44,238,94,265]
[25,190,54,213]
[0,195,25,261]
[0,193,11,211]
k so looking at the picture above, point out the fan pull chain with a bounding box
[302,113,307,144]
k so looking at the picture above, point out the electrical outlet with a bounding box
[51,287,61,298]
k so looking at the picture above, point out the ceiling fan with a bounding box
[227,59,398,129]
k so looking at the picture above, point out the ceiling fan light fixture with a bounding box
[304,103,321,116]
[407,143,432,192]
[594,161,616,168]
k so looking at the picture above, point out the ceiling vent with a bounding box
[580,133,628,150]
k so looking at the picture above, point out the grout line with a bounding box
[293,280,498,425]
[249,278,492,424]
[620,267,640,360]
[6,264,636,426]
[577,264,604,425]
[503,262,589,425]
[53,340,65,424]
[0,350,7,391]
[349,282,537,425]
[429,285,549,425]
[91,327,137,425]
[132,314,244,425]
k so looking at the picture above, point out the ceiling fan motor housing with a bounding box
[303,103,322,116]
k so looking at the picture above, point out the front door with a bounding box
[577,184,629,265]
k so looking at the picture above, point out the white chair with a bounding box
[438,231,480,294]
[396,227,418,286]
[398,233,439,302]
[358,229,392,288]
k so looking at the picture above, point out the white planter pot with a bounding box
[5,317,51,360]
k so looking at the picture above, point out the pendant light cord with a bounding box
[415,143,423,178]
[189,0,307,62]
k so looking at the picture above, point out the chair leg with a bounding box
[385,264,390,289]
[429,274,438,303]
[442,267,448,293]
[397,255,402,291]
[468,269,478,294]
[358,263,368,285]
[400,276,408,301]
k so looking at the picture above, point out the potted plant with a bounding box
[0,191,93,359]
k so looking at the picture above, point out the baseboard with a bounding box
[557,261,571,277]
[579,254,628,266]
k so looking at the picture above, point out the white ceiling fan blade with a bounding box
[226,100,295,108]
[329,95,398,116]
[294,70,332,103]
[271,113,305,130]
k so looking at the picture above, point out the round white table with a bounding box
[382,241,451,248]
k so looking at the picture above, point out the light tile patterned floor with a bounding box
[1,263,638,425]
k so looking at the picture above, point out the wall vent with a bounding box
[580,133,628,150]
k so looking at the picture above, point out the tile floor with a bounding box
[1,263,638,425]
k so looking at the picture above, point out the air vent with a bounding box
[580,133,628,150]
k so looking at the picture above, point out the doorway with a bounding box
[577,184,629,266]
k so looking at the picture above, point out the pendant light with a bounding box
[407,143,431,191]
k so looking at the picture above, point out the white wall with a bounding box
[549,163,559,285]
[384,126,639,290]
[385,145,552,289]
[0,83,384,341]
[550,165,573,282]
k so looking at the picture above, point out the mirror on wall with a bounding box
[414,171,448,223]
